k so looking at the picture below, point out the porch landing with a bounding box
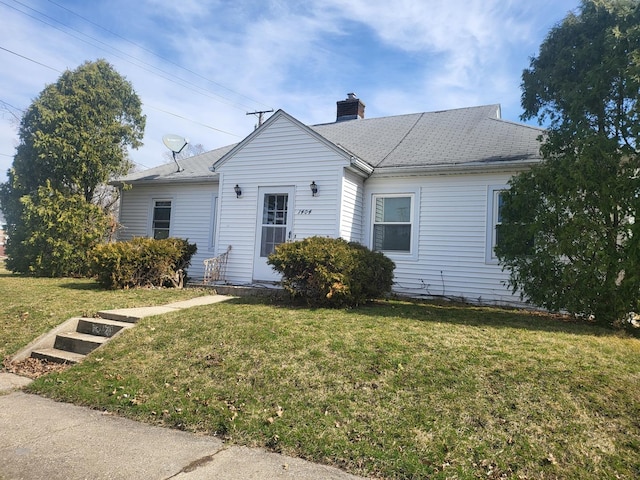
[188,281,287,299]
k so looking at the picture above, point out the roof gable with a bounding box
[210,109,357,172]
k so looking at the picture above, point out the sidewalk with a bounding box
[0,392,365,480]
[0,295,367,480]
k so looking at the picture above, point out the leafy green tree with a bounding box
[6,183,110,277]
[0,59,145,276]
[497,0,640,326]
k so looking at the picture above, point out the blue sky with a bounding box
[0,0,581,182]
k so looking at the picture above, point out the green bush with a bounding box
[267,236,395,307]
[90,237,197,289]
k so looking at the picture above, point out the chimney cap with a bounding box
[347,92,357,99]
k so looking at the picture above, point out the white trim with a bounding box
[369,190,419,260]
[253,186,295,281]
[485,185,508,264]
[208,194,218,251]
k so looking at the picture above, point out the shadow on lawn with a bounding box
[58,282,103,291]
[0,269,100,290]
[223,295,638,339]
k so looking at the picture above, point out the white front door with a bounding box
[253,186,294,281]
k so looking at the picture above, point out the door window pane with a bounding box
[261,226,287,257]
[263,194,288,225]
[260,194,288,257]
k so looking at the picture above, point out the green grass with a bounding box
[0,262,210,359]
[2,261,639,478]
[14,289,637,479]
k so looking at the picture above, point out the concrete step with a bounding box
[76,317,132,338]
[96,310,142,323]
[53,332,109,355]
[31,348,85,364]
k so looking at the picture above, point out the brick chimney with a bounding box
[336,93,365,122]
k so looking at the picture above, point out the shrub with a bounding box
[4,183,110,277]
[267,236,395,307]
[90,237,197,289]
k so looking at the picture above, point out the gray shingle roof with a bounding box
[114,144,235,184]
[116,104,543,184]
[310,104,544,169]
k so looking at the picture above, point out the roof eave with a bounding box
[371,158,541,177]
[110,174,219,187]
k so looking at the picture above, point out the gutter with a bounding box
[349,156,374,176]
[335,143,374,177]
[110,174,219,188]
[371,158,541,177]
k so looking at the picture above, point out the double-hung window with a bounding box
[152,200,172,239]
[486,186,506,262]
[372,195,413,253]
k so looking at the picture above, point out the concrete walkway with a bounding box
[0,392,365,480]
[0,295,367,480]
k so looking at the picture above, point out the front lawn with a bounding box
[0,262,208,360]
[21,292,640,479]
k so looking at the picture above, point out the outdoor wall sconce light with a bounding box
[310,181,318,196]
[234,184,242,198]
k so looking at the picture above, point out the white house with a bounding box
[114,95,544,305]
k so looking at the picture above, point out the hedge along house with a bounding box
[113,94,544,305]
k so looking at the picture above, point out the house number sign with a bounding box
[296,209,312,215]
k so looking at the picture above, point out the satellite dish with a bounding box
[162,134,189,172]
[162,134,189,154]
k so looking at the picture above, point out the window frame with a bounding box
[370,192,415,256]
[150,198,173,240]
[485,185,508,264]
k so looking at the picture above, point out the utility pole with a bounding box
[246,109,274,129]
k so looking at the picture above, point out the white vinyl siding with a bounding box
[117,182,219,279]
[214,114,352,284]
[340,170,365,243]
[364,172,521,306]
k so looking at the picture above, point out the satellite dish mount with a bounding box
[162,134,189,172]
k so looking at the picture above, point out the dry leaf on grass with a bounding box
[3,356,71,379]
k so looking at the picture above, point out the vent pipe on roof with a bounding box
[336,93,365,122]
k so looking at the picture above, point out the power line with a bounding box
[0,45,61,73]
[5,0,272,113]
[46,0,273,112]
[0,45,241,136]
[0,100,24,112]
[3,0,255,111]
[145,104,241,137]
[0,45,241,135]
